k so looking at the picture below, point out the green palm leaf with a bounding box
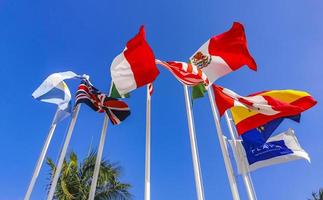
[46,151,132,200]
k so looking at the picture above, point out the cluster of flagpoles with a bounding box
[24,83,258,200]
[25,22,316,200]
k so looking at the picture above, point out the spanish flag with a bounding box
[231,90,317,135]
[212,85,317,135]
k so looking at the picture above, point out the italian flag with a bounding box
[111,26,159,95]
[190,22,257,84]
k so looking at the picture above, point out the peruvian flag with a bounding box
[190,22,257,84]
[111,26,159,95]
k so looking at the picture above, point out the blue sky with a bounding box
[0,0,323,199]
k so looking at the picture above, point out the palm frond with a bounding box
[46,150,132,200]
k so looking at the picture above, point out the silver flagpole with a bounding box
[224,111,257,200]
[207,87,240,200]
[88,114,109,200]
[183,85,205,200]
[47,104,81,200]
[145,85,151,200]
[24,108,60,200]
[88,82,114,200]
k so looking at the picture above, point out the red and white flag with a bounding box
[190,22,257,84]
[155,59,209,86]
[212,84,317,134]
[111,26,159,95]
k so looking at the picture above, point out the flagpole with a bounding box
[88,114,109,200]
[145,84,151,200]
[47,104,81,200]
[207,87,240,200]
[183,85,205,200]
[88,82,114,200]
[24,108,59,200]
[224,111,257,200]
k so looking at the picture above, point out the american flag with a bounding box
[155,59,209,86]
[148,83,153,96]
[75,80,130,125]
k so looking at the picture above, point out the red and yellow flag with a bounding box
[230,89,317,135]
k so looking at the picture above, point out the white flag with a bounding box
[229,128,310,174]
[32,71,88,123]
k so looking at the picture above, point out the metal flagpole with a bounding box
[88,82,114,200]
[207,87,240,200]
[224,111,257,200]
[88,114,109,200]
[183,85,205,200]
[145,84,151,200]
[47,104,81,200]
[24,108,60,200]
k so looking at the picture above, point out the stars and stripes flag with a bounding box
[75,80,130,125]
[148,83,153,96]
[155,59,209,86]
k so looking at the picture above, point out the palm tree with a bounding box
[46,151,132,200]
[309,189,323,200]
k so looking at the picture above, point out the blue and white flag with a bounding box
[32,71,88,123]
[229,128,310,174]
[241,115,301,146]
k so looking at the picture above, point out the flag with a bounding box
[229,129,310,174]
[32,71,87,123]
[190,22,257,85]
[75,80,130,125]
[148,83,153,96]
[111,26,159,95]
[109,83,130,99]
[212,84,317,134]
[155,59,209,86]
[241,115,301,146]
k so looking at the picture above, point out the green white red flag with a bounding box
[111,26,159,95]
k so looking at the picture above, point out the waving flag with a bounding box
[212,85,317,134]
[241,115,300,146]
[75,80,130,125]
[229,129,310,174]
[32,71,87,123]
[156,59,209,86]
[110,83,130,99]
[190,22,257,84]
[111,26,159,95]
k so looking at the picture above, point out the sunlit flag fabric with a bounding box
[190,22,257,85]
[212,84,317,134]
[111,26,159,95]
[241,115,300,146]
[155,59,209,86]
[32,71,87,123]
[75,80,130,125]
[110,83,130,99]
[229,129,310,174]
